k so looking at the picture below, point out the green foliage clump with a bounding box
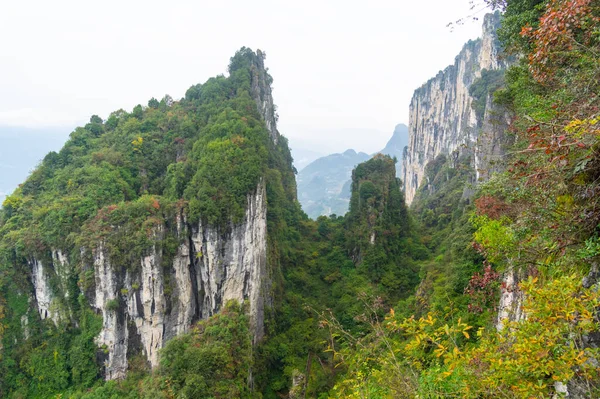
[469,68,505,123]
[329,1,600,397]
[0,47,282,398]
[184,106,269,225]
[344,155,419,303]
[159,301,257,398]
[0,294,102,398]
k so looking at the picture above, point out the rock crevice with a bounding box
[30,182,268,380]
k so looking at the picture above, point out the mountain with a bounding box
[0,48,299,387]
[0,47,422,397]
[378,123,409,176]
[297,149,369,218]
[3,4,600,397]
[289,145,325,171]
[403,12,507,204]
[297,125,407,219]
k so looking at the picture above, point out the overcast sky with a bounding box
[0,0,490,154]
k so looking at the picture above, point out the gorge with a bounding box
[1,1,600,397]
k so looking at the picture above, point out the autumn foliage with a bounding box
[475,195,510,219]
[521,0,600,83]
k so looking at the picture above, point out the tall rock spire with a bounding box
[250,49,280,144]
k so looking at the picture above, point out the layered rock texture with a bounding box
[84,182,267,379]
[403,12,507,204]
[28,184,267,380]
[17,49,280,381]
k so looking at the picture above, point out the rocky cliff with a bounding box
[251,49,280,144]
[403,12,506,204]
[10,49,283,381]
[83,182,267,379]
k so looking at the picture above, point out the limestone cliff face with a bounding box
[26,51,278,380]
[474,93,512,182]
[495,267,525,331]
[29,249,72,325]
[251,50,280,144]
[193,181,267,343]
[30,259,56,324]
[403,12,505,204]
[29,182,268,380]
[89,182,267,379]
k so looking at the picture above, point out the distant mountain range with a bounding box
[289,146,325,172]
[381,123,409,177]
[297,149,370,218]
[297,124,408,219]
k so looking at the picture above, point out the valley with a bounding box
[1,1,600,398]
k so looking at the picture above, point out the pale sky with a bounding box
[0,0,490,154]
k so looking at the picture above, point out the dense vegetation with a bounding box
[0,47,300,398]
[1,0,599,397]
[325,0,600,397]
[0,43,423,398]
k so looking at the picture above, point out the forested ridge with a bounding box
[1,0,600,397]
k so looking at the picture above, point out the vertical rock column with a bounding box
[193,180,268,342]
[403,12,503,204]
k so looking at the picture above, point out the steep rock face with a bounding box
[29,249,72,326]
[127,242,168,372]
[193,181,267,342]
[475,93,512,181]
[495,267,525,331]
[83,181,268,379]
[30,259,57,323]
[403,12,504,204]
[168,215,197,338]
[251,50,280,144]
[18,49,281,382]
[93,243,128,380]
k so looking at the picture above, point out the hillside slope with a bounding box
[0,48,299,394]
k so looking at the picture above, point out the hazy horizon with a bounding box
[1,0,490,154]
